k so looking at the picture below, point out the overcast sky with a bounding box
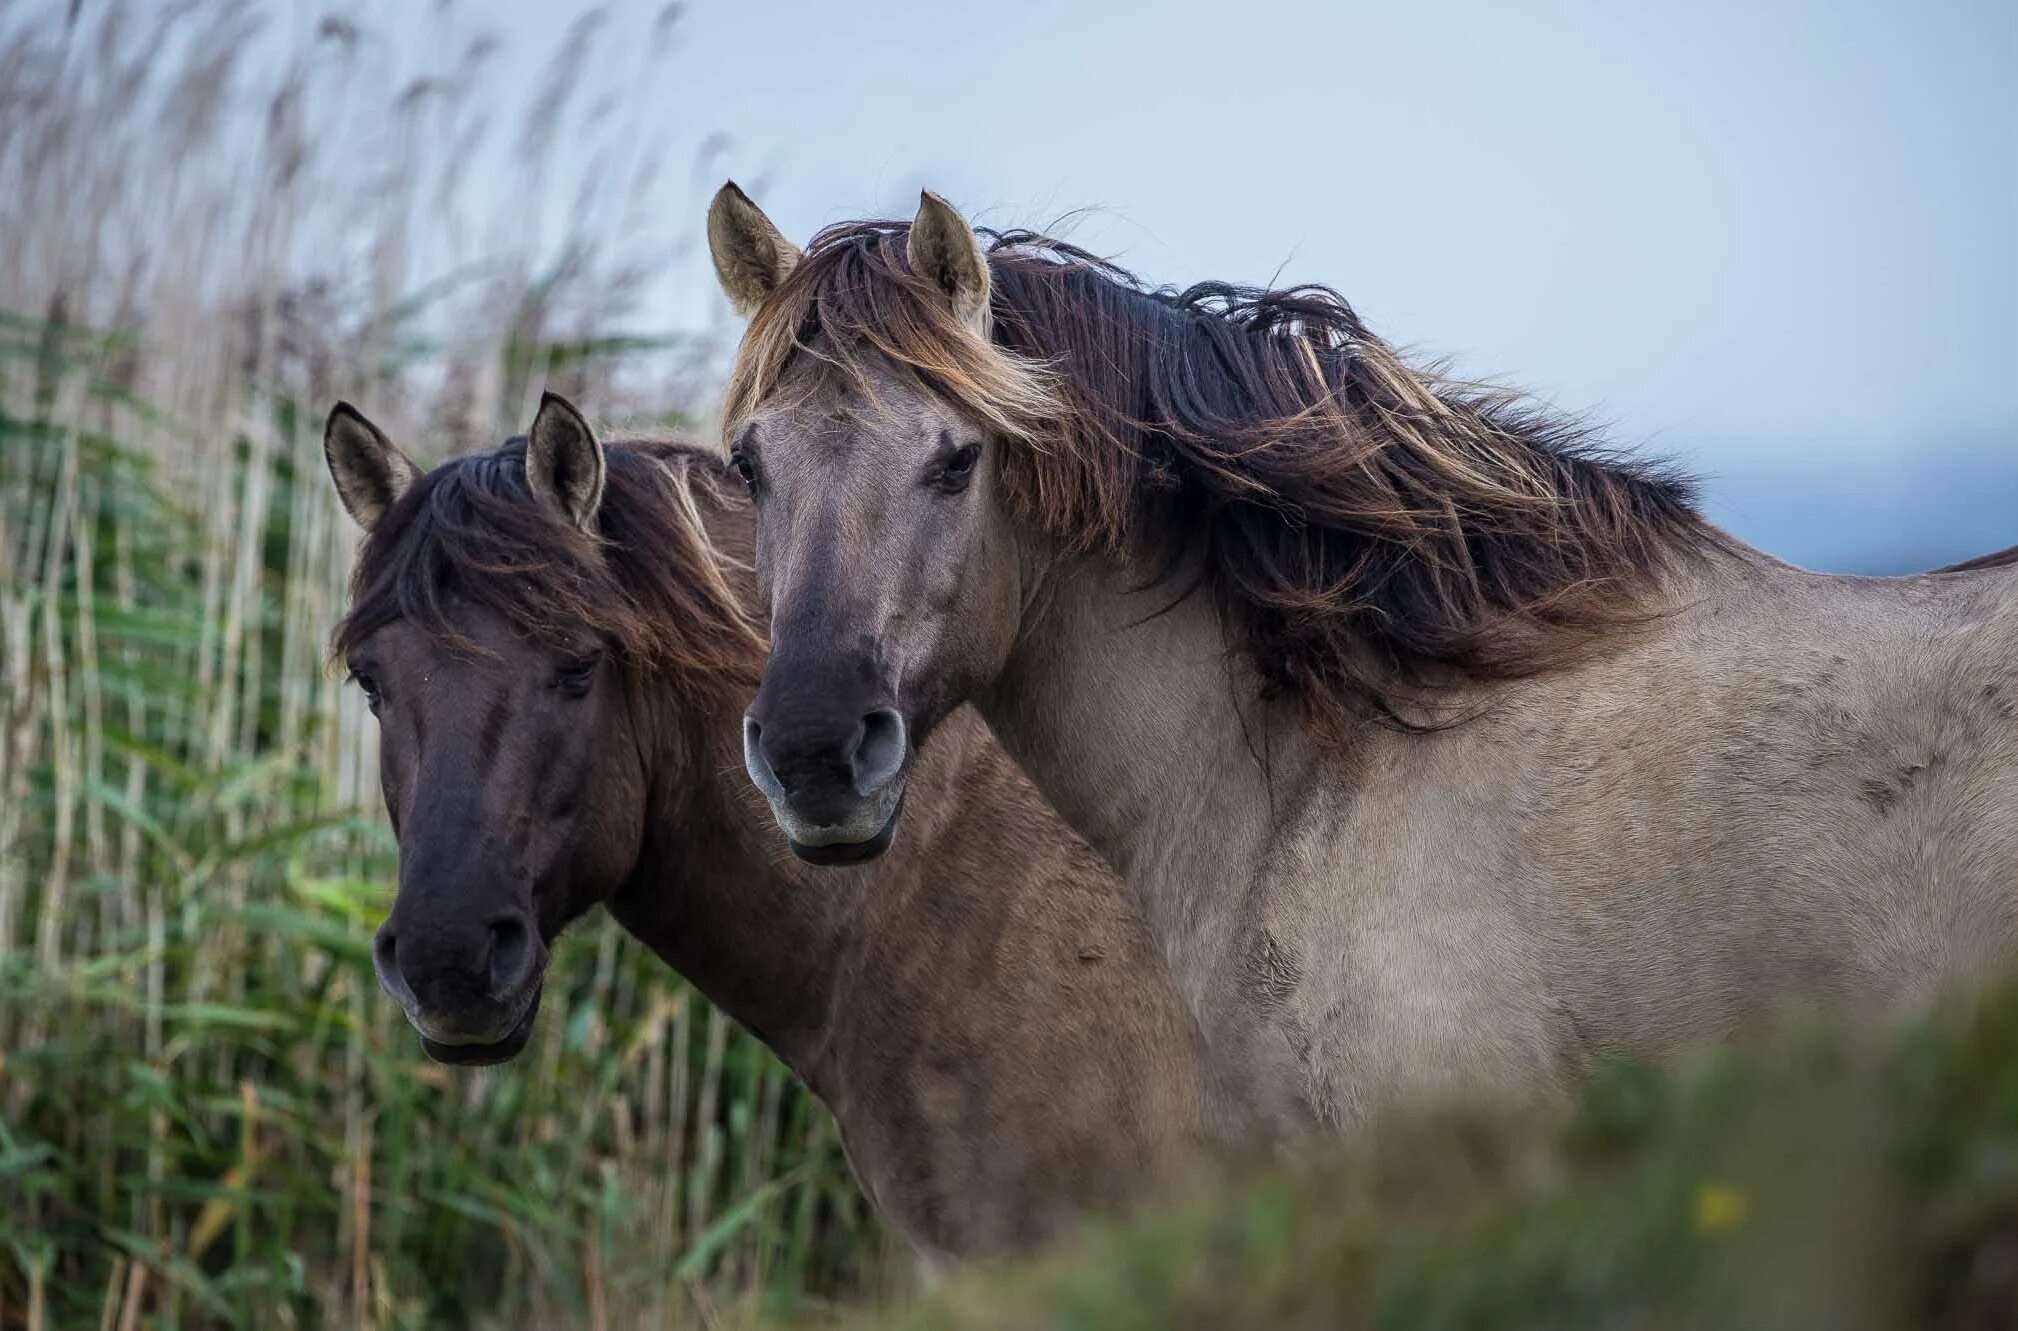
[400,0,2016,570]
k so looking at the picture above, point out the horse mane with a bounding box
[725,217,1722,738]
[333,436,761,689]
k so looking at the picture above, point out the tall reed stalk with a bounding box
[0,4,881,1326]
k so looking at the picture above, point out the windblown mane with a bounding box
[724,219,1718,737]
[333,437,760,688]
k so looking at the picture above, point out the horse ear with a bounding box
[907,190,990,338]
[324,402,421,533]
[708,181,801,316]
[526,391,605,532]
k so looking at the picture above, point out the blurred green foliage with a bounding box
[822,984,2018,1331]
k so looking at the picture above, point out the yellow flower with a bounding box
[1695,1183,1750,1235]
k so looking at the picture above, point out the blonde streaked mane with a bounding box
[724,218,1718,739]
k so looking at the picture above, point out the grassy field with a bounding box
[0,4,888,1327]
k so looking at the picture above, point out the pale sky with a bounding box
[386,0,2016,570]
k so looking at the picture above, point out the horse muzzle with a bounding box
[373,908,549,1065]
[742,707,910,864]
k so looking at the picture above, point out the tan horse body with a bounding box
[988,539,2018,1134]
[707,185,2018,1140]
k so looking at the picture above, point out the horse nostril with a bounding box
[743,714,790,801]
[372,927,416,1008]
[851,707,907,796]
[488,915,536,999]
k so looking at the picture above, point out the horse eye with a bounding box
[930,443,981,493]
[728,451,757,493]
[348,668,383,709]
[552,656,600,697]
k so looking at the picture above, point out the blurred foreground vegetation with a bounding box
[813,982,2018,1331]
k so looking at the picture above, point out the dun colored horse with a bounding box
[322,394,1207,1256]
[709,183,2018,1141]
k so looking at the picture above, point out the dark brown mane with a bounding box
[724,218,1718,738]
[333,436,760,688]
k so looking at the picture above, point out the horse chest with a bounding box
[1269,812,1571,1129]
[1149,780,1572,1136]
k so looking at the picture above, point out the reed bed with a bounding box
[0,3,883,1327]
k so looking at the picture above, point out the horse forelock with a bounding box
[721,214,1722,743]
[332,438,762,687]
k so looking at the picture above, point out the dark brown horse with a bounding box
[321,394,1208,1257]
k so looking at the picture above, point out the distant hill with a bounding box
[1689,433,2015,575]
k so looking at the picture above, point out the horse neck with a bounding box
[604,680,858,1076]
[594,489,954,1100]
[975,526,1757,1028]
[978,544,1322,992]
[586,479,848,1077]
[607,683,1099,1143]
